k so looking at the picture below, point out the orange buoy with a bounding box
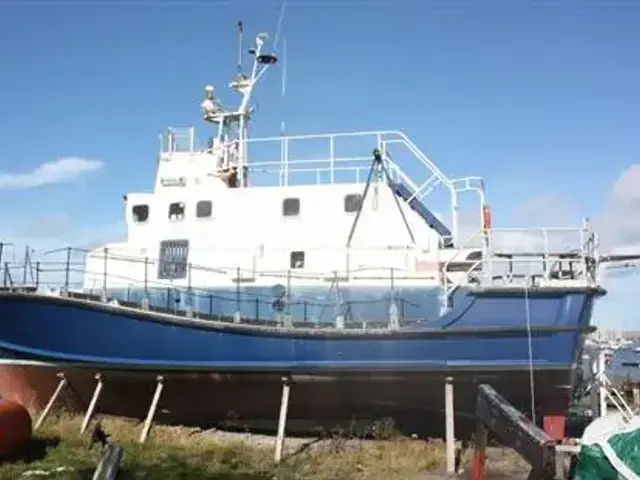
[482,204,492,230]
[0,399,32,456]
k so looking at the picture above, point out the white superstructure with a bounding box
[83,25,485,296]
[73,24,597,325]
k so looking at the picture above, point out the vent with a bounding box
[158,239,190,280]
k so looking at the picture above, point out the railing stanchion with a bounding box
[63,246,72,293]
[286,269,292,326]
[144,256,149,297]
[101,247,108,300]
[22,246,29,285]
[329,135,335,184]
[186,263,193,317]
[234,267,241,322]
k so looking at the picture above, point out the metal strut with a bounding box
[346,149,416,248]
[81,374,104,434]
[35,372,68,430]
[139,375,165,443]
[274,375,292,463]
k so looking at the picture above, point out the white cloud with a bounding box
[0,157,104,190]
[593,164,640,252]
[480,166,640,257]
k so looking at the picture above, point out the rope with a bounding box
[524,278,537,424]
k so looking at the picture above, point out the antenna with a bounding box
[277,0,287,138]
[237,20,244,73]
[280,37,287,137]
[273,0,287,52]
[282,37,287,98]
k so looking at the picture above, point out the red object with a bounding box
[471,450,486,480]
[0,398,32,455]
[543,414,565,441]
[482,204,491,230]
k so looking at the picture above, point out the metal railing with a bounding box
[0,224,600,330]
[157,128,477,245]
[435,225,599,312]
[160,127,197,154]
[1,249,432,330]
[80,244,441,289]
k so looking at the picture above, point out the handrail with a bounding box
[439,230,486,312]
[1,237,596,292]
[383,132,454,191]
[435,226,599,312]
[156,128,469,245]
[3,224,598,288]
[0,254,595,329]
[0,221,600,329]
[379,133,459,242]
[0,254,432,329]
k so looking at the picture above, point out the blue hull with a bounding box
[0,286,601,435]
[0,287,598,371]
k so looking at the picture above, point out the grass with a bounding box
[0,414,530,479]
[0,414,444,479]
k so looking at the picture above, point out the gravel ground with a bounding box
[204,428,533,479]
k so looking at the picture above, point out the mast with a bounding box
[200,22,278,188]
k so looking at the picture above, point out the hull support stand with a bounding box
[35,372,68,430]
[274,375,292,463]
[81,373,104,434]
[445,376,456,474]
[139,375,165,443]
[472,384,579,480]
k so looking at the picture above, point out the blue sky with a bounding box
[0,1,639,329]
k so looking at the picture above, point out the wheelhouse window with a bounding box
[290,251,305,269]
[282,198,300,217]
[196,200,213,218]
[132,204,149,223]
[168,202,185,221]
[344,194,363,213]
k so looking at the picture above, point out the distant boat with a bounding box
[0,22,613,436]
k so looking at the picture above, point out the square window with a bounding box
[344,194,363,213]
[158,239,189,280]
[196,200,213,218]
[290,251,305,269]
[132,204,149,223]
[168,202,185,221]
[282,198,300,216]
